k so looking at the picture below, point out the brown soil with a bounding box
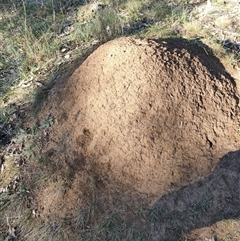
[31,37,240,240]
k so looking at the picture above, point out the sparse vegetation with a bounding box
[0,0,240,240]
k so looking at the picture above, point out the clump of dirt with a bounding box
[33,37,240,240]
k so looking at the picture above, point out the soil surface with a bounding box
[34,37,240,240]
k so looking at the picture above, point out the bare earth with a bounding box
[32,37,240,240]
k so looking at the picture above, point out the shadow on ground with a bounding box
[150,149,240,240]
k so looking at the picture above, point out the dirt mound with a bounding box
[35,37,240,239]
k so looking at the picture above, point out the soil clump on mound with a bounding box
[34,37,240,240]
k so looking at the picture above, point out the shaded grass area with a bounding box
[1,150,239,241]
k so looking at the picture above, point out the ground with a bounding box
[1,1,240,241]
[19,37,240,240]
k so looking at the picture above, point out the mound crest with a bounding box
[38,37,240,216]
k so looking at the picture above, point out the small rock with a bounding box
[64,54,71,59]
[61,48,68,53]
[0,187,7,193]
[32,209,39,218]
[1,163,5,172]
[60,24,72,37]
[91,2,106,12]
